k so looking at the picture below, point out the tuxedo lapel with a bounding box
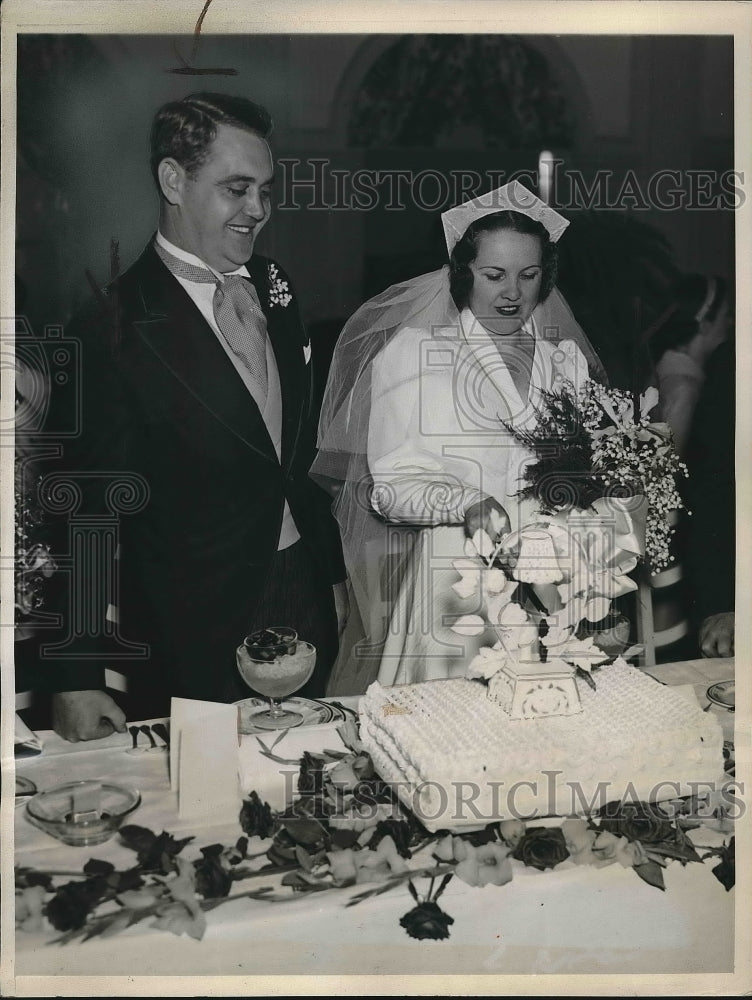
[247,256,308,472]
[129,245,278,464]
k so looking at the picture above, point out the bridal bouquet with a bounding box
[508,379,687,573]
[451,379,687,687]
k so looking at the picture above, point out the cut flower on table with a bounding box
[15,719,734,945]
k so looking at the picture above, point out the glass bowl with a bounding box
[243,626,298,661]
[236,640,316,698]
[25,780,141,846]
[236,639,317,729]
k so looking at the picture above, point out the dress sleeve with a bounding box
[656,370,703,456]
[367,327,487,524]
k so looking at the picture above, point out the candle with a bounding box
[70,781,102,822]
[539,149,554,204]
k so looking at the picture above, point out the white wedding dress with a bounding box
[357,307,590,688]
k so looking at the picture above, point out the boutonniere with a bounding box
[268,263,292,308]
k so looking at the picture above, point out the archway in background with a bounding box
[332,33,593,150]
[345,34,580,149]
[332,34,590,297]
[328,33,681,394]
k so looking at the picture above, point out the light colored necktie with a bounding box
[155,241,268,400]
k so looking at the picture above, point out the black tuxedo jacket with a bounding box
[46,241,345,701]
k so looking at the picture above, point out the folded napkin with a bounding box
[15,714,43,758]
[237,722,347,812]
[170,698,241,824]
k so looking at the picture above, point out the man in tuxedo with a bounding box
[47,93,347,740]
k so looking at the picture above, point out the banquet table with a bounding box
[9,658,741,986]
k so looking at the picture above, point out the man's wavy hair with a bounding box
[449,211,558,310]
[150,92,273,189]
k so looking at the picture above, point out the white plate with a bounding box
[325,699,358,723]
[15,776,37,805]
[706,679,735,711]
[235,696,337,734]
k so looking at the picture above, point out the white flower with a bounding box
[589,564,638,600]
[268,263,292,307]
[484,567,513,595]
[450,614,486,636]
[472,528,496,561]
[467,645,510,680]
[548,589,611,633]
[488,508,507,536]
[596,386,636,427]
[451,558,482,599]
[543,633,609,673]
[583,595,611,623]
[640,386,660,420]
[485,578,519,628]
[541,619,572,648]
[493,602,538,650]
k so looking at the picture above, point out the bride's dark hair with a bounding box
[449,211,558,310]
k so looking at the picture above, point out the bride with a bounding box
[313,182,606,694]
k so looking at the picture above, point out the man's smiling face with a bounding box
[169,124,273,273]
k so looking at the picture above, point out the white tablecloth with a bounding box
[9,662,742,988]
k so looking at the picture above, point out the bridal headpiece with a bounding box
[441,179,569,254]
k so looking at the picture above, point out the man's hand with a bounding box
[464,497,511,545]
[332,580,350,639]
[699,612,735,658]
[51,690,127,743]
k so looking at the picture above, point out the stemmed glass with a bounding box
[236,627,316,731]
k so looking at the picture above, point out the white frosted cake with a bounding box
[359,660,724,831]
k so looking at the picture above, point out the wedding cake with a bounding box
[359,659,724,832]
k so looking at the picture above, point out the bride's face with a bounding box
[467,229,543,336]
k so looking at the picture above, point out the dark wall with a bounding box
[16,33,734,355]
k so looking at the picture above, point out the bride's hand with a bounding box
[464,497,511,543]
